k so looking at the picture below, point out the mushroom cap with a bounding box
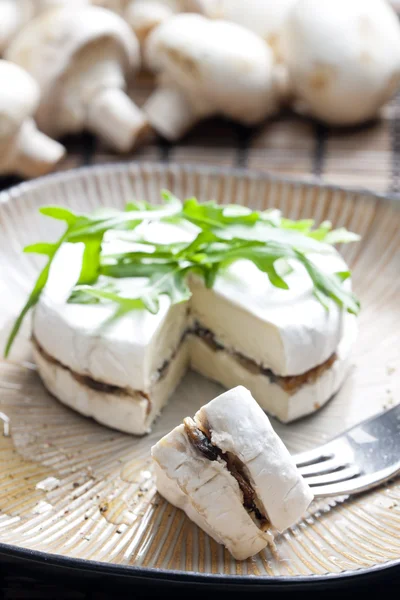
[0,0,35,54]
[285,0,400,125]
[38,0,90,8]
[5,5,140,97]
[0,60,40,137]
[145,14,279,123]
[91,0,130,14]
[125,1,178,43]
[93,0,181,17]
[192,0,297,60]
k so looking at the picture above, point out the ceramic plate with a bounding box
[0,163,399,588]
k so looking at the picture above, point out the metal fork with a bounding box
[294,403,400,498]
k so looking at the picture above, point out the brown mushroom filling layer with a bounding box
[184,417,268,526]
[193,323,337,393]
[32,337,154,412]
[33,320,337,404]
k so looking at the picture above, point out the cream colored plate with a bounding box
[0,163,399,584]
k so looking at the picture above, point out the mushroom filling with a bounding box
[193,323,337,393]
[184,417,268,527]
[32,336,160,413]
[33,319,336,405]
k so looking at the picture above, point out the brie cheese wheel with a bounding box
[152,386,314,560]
[32,220,357,434]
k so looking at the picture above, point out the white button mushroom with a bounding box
[143,14,283,141]
[93,0,188,69]
[0,60,65,177]
[124,1,183,45]
[190,0,298,62]
[284,0,400,126]
[0,0,89,55]
[5,5,148,152]
[0,0,35,55]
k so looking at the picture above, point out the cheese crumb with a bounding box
[36,477,61,492]
[32,500,53,514]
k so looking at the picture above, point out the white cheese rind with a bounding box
[152,423,274,560]
[33,339,189,435]
[154,463,227,542]
[190,253,348,376]
[152,387,313,559]
[190,313,357,423]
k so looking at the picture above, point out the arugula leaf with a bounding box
[24,242,60,255]
[323,228,361,245]
[274,217,360,245]
[213,242,293,290]
[142,265,192,313]
[295,251,360,315]
[67,192,182,240]
[306,220,332,240]
[4,236,67,357]
[4,205,84,356]
[177,230,219,257]
[313,288,330,311]
[183,198,259,229]
[280,218,315,233]
[73,264,192,316]
[125,200,156,212]
[69,281,119,304]
[335,271,352,283]
[100,261,178,279]
[39,206,79,225]
[259,208,282,226]
[77,238,102,285]
[70,288,146,318]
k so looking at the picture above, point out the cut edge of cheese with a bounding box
[32,339,190,436]
[32,312,356,434]
[190,313,357,423]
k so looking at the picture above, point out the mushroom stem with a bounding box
[273,64,293,107]
[144,85,199,141]
[13,119,65,178]
[86,87,148,152]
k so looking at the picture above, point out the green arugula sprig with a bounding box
[4,191,360,357]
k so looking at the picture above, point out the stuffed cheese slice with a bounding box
[152,386,314,560]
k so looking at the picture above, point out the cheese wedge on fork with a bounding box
[152,385,313,560]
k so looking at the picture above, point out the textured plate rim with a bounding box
[0,161,399,587]
[1,160,400,207]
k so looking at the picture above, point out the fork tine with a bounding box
[294,404,400,498]
[298,457,349,477]
[306,465,361,487]
[311,463,400,498]
[294,446,334,468]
